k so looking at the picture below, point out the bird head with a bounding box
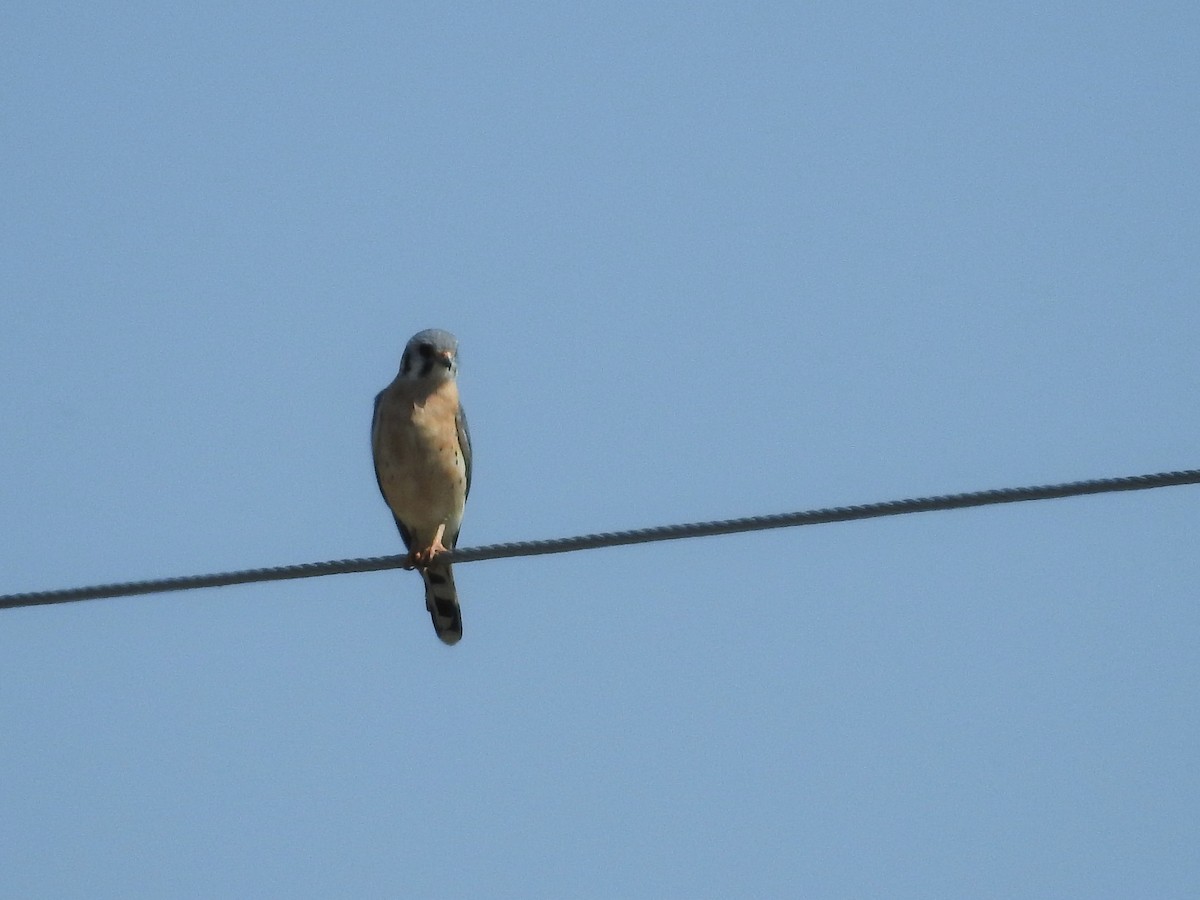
[399,328,459,381]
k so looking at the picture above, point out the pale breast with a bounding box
[374,379,468,544]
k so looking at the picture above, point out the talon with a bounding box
[409,524,449,570]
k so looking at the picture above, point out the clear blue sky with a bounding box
[3,3,1198,897]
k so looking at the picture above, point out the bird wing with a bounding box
[371,388,414,552]
[456,401,473,501]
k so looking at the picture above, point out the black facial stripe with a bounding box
[402,341,453,378]
[415,342,434,377]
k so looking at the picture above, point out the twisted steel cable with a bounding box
[3,467,1197,611]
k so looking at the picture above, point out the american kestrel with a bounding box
[371,329,472,645]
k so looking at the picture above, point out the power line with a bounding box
[2,467,1197,611]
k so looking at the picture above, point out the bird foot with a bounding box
[406,525,449,570]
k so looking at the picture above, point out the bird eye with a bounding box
[418,343,433,356]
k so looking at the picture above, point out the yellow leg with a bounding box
[410,523,449,570]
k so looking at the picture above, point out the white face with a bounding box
[400,336,458,381]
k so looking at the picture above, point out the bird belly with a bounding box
[375,391,467,546]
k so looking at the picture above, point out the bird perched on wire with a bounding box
[371,329,472,644]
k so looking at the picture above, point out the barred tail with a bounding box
[422,562,462,645]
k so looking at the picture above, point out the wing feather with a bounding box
[456,403,473,500]
[371,388,414,552]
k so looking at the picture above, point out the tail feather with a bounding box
[422,562,462,645]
